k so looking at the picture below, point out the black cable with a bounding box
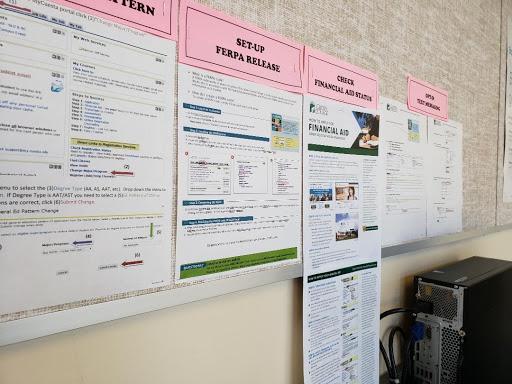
[401,334,414,384]
[380,307,416,320]
[380,339,393,381]
[389,326,406,380]
[378,308,417,383]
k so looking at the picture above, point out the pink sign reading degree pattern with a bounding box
[178,0,304,93]
[407,76,448,120]
[305,47,379,110]
[51,0,178,40]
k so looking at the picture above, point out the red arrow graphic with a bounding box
[121,260,143,267]
[111,170,134,176]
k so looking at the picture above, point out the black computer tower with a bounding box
[412,256,512,384]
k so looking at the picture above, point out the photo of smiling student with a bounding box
[335,183,359,202]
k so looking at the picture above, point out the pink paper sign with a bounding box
[305,47,378,109]
[51,0,178,40]
[179,0,304,93]
[407,76,448,120]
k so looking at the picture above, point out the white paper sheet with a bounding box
[379,98,428,246]
[503,19,512,202]
[426,118,463,237]
[0,0,175,315]
[175,65,302,282]
[303,95,381,384]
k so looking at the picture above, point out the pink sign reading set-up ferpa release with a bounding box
[305,47,379,109]
[51,0,178,40]
[178,0,304,93]
[407,76,448,120]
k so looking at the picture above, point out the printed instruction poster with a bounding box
[0,0,175,315]
[503,19,512,202]
[426,118,463,237]
[303,95,381,384]
[380,98,428,246]
[175,65,302,282]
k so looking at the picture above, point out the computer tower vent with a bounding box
[418,282,458,321]
[414,257,512,384]
[440,327,460,384]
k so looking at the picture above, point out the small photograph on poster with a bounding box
[309,188,333,202]
[271,113,300,152]
[351,112,379,150]
[335,212,359,241]
[309,187,332,210]
[335,182,359,202]
[272,113,283,132]
[408,119,420,142]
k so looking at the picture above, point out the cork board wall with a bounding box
[195,0,502,230]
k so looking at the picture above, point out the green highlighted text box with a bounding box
[180,247,298,279]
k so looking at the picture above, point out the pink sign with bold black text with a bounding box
[52,0,178,40]
[178,0,304,93]
[305,47,379,109]
[407,76,448,120]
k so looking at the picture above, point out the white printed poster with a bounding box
[303,95,381,384]
[0,0,175,315]
[380,98,428,246]
[175,65,301,282]
[503,19,512,202]
[426,118,463,237]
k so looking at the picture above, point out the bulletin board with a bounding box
[0,0,508,345]
[194,0,501,230]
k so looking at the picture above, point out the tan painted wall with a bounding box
[1,230,511,383]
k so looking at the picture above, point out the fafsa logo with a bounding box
[310,102,328,115]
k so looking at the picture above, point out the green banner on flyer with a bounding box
[180,247,298,279]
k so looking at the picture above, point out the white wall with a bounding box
[1,229,511,383]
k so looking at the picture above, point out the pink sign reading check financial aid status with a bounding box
[407,76,448,120]
[51,0,178,40]
[178,0,304,93]
[305,47,379,109]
